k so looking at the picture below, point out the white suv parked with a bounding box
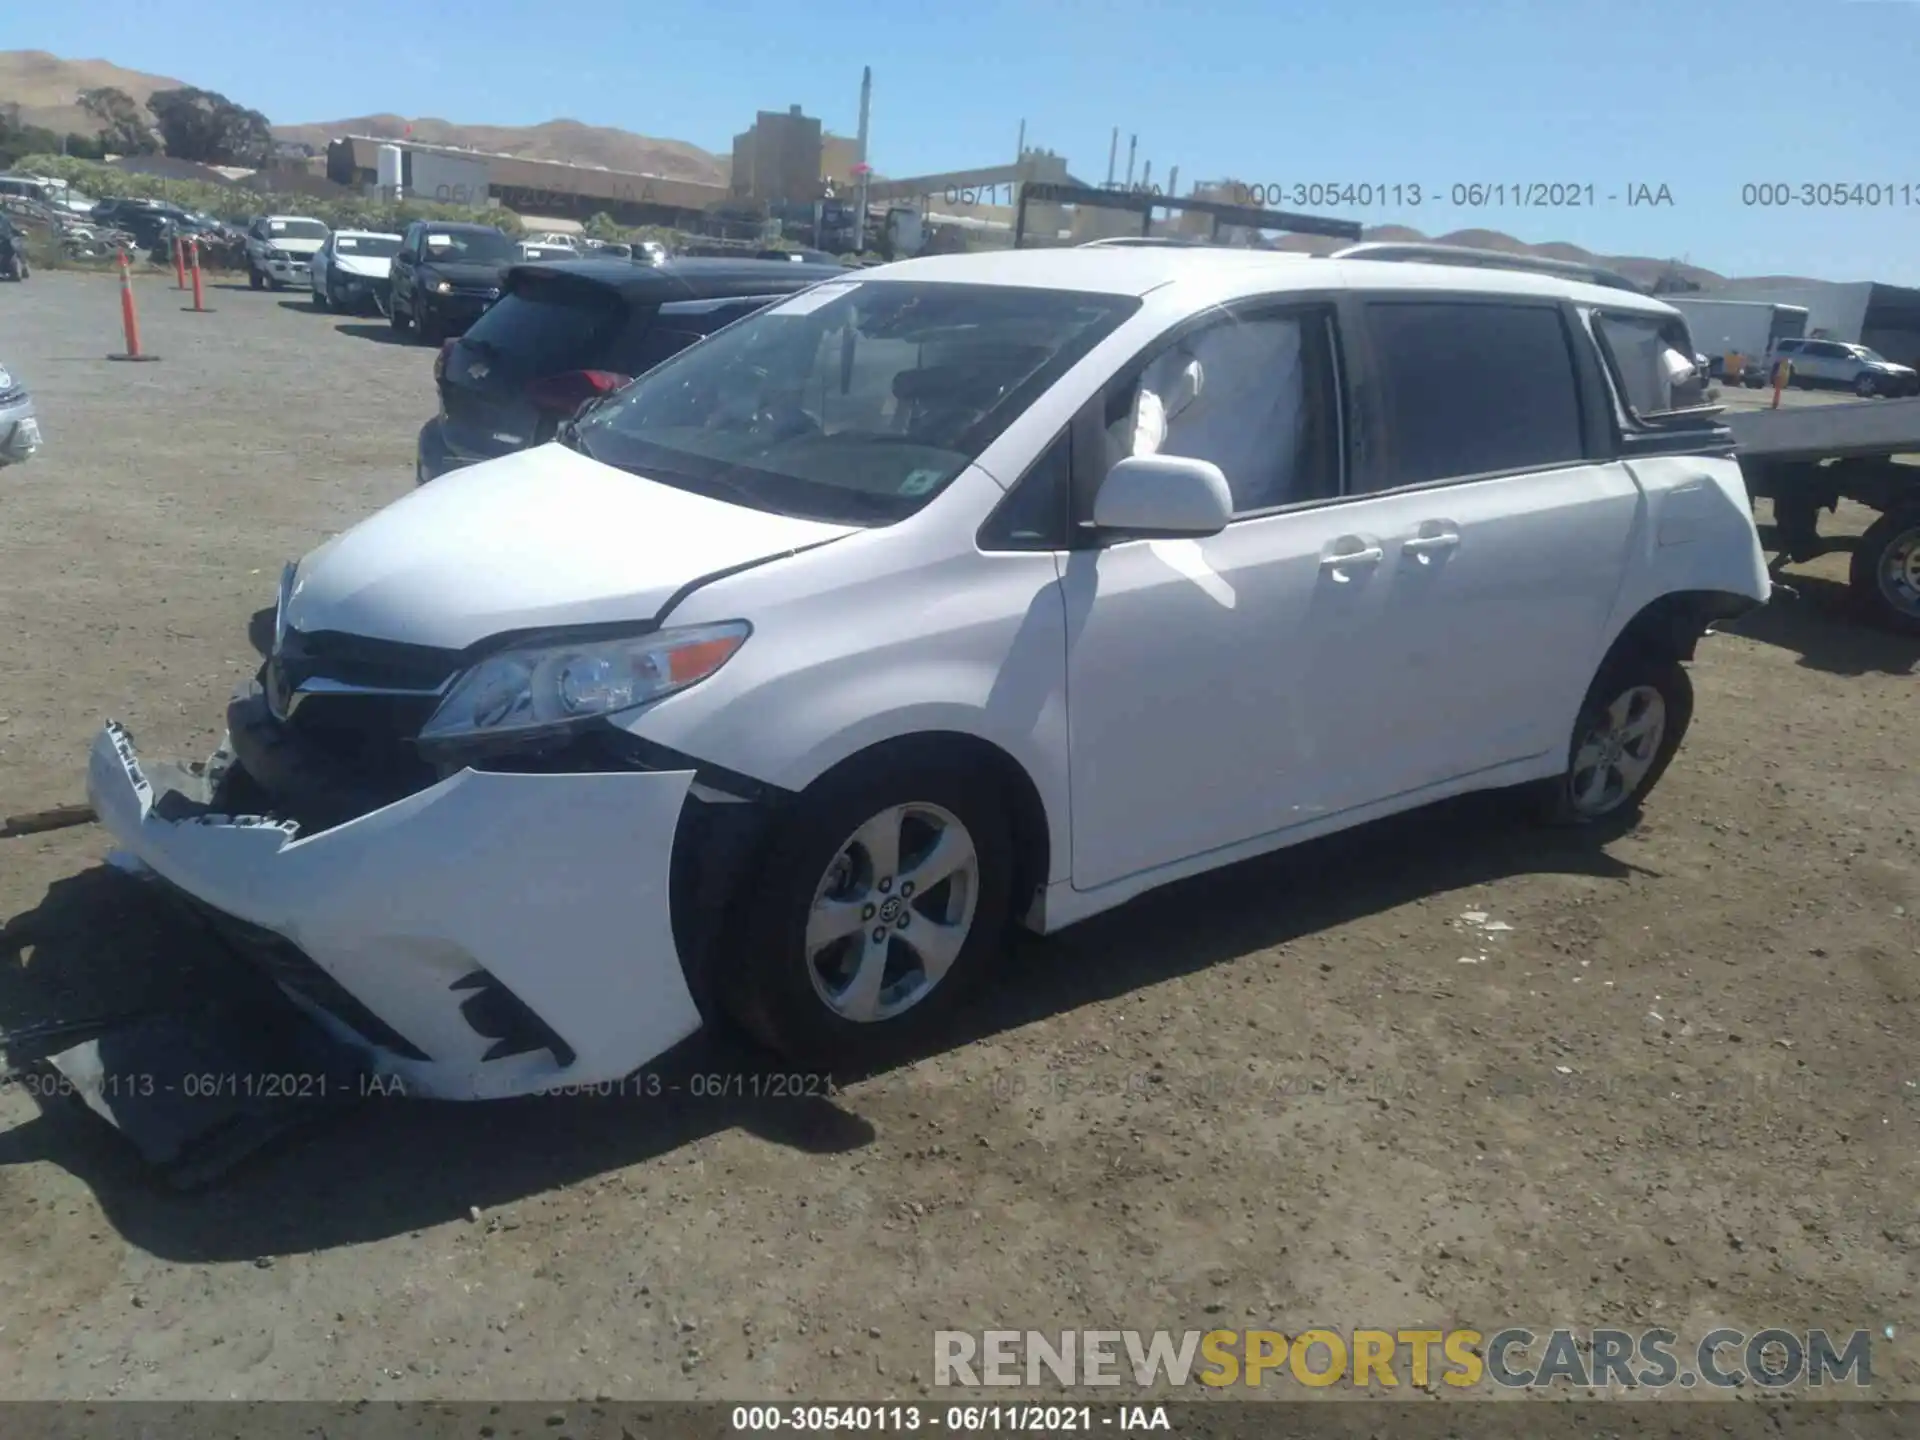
[245,214,330,290]
[87,248,1770,1100]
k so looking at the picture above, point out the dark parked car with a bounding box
[388,221,519,344]
[416,256,847,484]
[91,198,194,249]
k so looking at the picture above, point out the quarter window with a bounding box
[1362,300,1585,489]
[1593,311,1710,417]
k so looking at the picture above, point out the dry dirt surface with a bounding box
[0,271,1916,1409]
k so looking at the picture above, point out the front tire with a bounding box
[389,295,410,332]
[1536,653,1694,827]
[721,752,1015,1072]
[248,265,263,291]
[1851,508,1920,635]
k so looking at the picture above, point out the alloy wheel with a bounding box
[1568,685,1668,818]
[1875,522,1920,622]
[805,803,981,1024]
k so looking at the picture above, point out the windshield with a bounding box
[336,234,403,257]
[270,219,329,240]
[423,229,515,264]
[572,280,1138,524]
[1851,345,1889,363]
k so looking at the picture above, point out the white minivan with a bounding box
[87,246,1770,1100]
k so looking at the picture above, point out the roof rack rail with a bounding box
[1014,181,1362,248]
[1331,241,1644,294]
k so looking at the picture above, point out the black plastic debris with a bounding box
[38,963,371,1190]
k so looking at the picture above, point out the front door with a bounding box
[1062,302,1401,891]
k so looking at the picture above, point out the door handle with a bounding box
[1402,532,1461,559]
[1320,542,1384,576]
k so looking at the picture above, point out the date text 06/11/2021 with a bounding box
[1217,182,1674,209]
[728,1404,1172,1433]
[0,1070,408,1101]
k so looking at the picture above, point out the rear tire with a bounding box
[1850,508,1920,636]
[1855,373,1879,398]
[720,751,1015,1073]
[1534,652,1693,828]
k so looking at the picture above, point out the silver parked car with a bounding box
[0,361,41,465]
[1770,336,1920,397]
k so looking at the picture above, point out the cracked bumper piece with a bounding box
[86,721,706,1100]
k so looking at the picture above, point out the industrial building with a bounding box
[1701,278,1920,367]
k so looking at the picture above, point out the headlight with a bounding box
[0,367,12,390]
[432,278,453,294]
[418,622,750,748]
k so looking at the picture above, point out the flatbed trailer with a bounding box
[1730,397,1920,633]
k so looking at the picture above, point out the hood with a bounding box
[1871,360,1916,374]
[334,253,393,279]
[421,259,510,287]
[281,443,858,650]
[268,237,325,256]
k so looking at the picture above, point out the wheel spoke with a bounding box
[806,895,869,951]
[849,807,904,882]
[901,917,967,985]
[1575,762,1612,809]
[837,932,893,1022]
[1605,691,1638,732]
[900,824,972,893]
[1573,738,1608,773]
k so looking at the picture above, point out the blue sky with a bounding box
[15,0,1920,280]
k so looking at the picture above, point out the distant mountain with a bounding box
[269,114,729,188]
[0,49,191,135]
[0,48,1823,285]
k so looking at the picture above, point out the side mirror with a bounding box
[1092,454,1233,539]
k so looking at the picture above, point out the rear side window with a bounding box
[608,297,775,376]
[1593,311,1712,417]
[461,283,625,380]
[1362,300,1585,490]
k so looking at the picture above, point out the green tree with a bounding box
[78,86,158,155]
[146,87,276,165]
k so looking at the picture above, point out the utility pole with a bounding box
[855,66,872,253]
[1106,128,1118,188]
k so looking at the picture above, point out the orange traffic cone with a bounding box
[108,248,161,362]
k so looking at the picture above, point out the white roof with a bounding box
[864,246,1680,315]
[264,214,329,225]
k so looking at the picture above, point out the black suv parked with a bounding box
[416,256,847,483]
[389,221,519,344]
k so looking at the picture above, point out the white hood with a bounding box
[271,237,324,257]
[281,443,858,650]
[333,253,393,278]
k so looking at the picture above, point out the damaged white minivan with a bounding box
[87,247,1770,1101]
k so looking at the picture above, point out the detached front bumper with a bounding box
[328,271,391,311]
[86,721,707,1100]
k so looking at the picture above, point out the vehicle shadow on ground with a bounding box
[1725,573,1919,676]
[0,789,1645,1262]
[333,322,419,347]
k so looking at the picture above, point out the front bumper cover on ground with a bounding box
[85,721,707,1101]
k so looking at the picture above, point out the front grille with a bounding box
[272,626,460,694]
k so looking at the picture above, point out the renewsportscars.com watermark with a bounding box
[933,1327,1874,1392]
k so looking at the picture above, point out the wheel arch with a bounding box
[789,730,1055,927]
[1600,587,1759,669]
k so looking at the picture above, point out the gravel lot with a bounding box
[1,270,1917,1404]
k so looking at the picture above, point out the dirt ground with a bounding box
[0,271,1916,1404]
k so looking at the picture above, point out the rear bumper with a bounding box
[86,720,707,1100]
[416,415,487,484]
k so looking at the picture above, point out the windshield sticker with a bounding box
[427,233,453,246]
[336,237,358,249]
[268,220,288,231]
[898,468,943,496]
[770,281,862,316]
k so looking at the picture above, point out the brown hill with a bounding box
[0,49,192,135]
[270,114,729,187]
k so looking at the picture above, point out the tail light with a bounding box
[433,338,455,386]
[525,369,632,416]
